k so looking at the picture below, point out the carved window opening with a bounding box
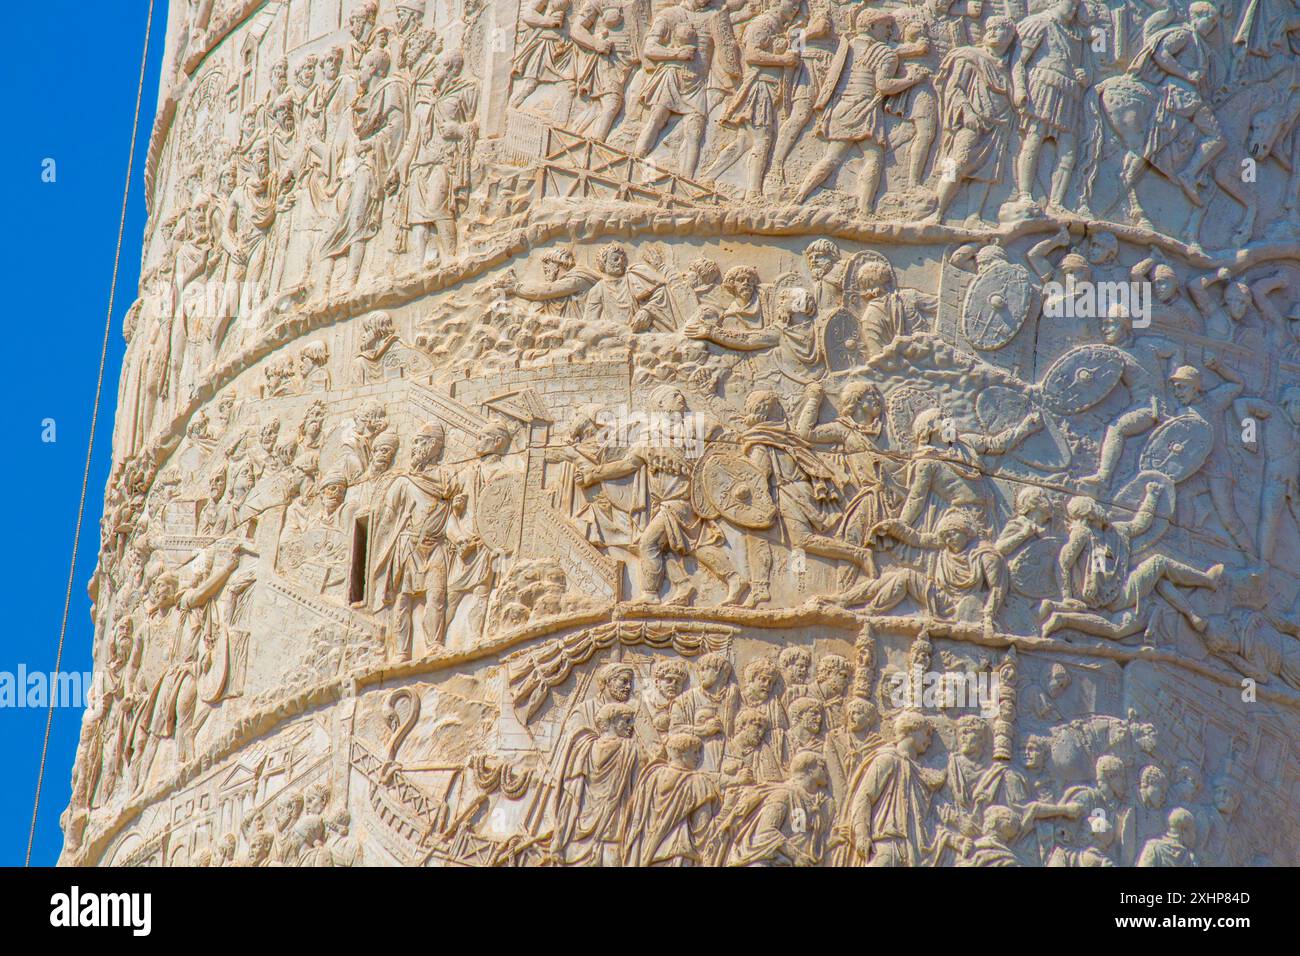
[349,515,369,605]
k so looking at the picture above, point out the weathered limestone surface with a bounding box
[61,0,1300,866]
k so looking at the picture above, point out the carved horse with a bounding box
[1079,75,1291,247]
[1240,75,1300,234]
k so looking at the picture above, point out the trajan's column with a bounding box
[62,0,1300,867]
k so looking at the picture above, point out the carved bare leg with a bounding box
[1047,132,1077,214]
[1016,126,1046,204]
[1211,161,1258,244]
[856,144,885,215]
[1078,405,1157,489]
[695,543,747,605]
[771,97,813,184]
[634,106,675,181]
[905,88,937,186]
[796,141,853,204]
[392,593,415,661]
[745,127,775,199]
[510,78,539,109]
[1208,476,1254,554]
[923,127,977,224]
[679,113,707,180]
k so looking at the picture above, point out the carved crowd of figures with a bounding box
[82,223,1300,827]
[188,782,364,867]
[121,0,1300,459]
[504,0,1300,236]
[455,640,1258,866]
[489,235,1300,682]
[119,0,482,459]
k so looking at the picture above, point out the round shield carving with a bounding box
[691,450,776,529]
[1139,414,1214,483]
[822,308,862,372]
[886,384,941,451]
[475,473,523,554]
[1041,344,1127,416]
[976,385,1071,471]
[961,260,1034,350]
[1009,537,1065,598]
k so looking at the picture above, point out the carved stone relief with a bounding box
[66,0,1300,866]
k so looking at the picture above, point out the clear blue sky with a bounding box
[0,0,163,865]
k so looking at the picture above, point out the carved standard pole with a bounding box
[64,0,1300,867]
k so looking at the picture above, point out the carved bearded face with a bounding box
[412,433,444,468]
[150,578,177,612]
[727,271,759,303]
[250,142,272,178]
[735,716,765,748]
[746,669,776,701]
[320,481,346,514]
[796,705,822,735]
[542,256,571,281]
[783,653,811,685]
[274,102,295,132]
[372,443,397,473]
[806,249,837,279]
[112,630,133,669]
[600,246,628,277]
[397,7,421,32]
[349,8,375,42]
[821,666,850,696]
[958,723,985,757]
[607,670,634,702]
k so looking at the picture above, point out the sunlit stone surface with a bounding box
[61,0,1300,867]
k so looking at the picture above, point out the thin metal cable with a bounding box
[26,0,156,866]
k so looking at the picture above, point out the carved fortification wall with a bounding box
[61,0,1300,866]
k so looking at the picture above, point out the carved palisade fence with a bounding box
[63,0,1300,867]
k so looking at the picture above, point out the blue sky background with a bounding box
[0,0,163,865]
